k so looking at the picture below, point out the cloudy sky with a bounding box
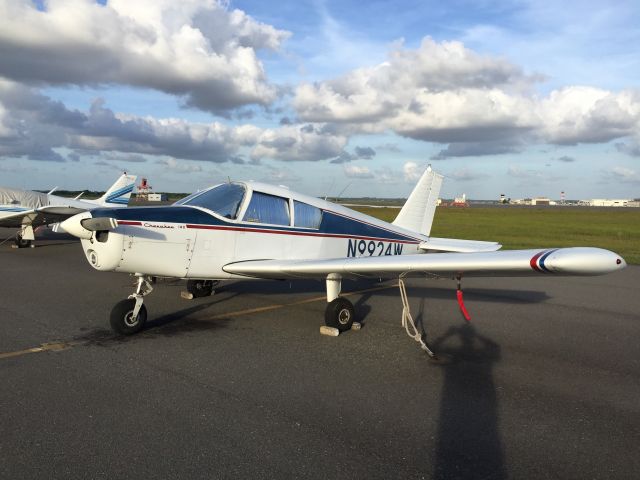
[0,0,639,199]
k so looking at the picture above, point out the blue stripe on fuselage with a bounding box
[91,206,420,242]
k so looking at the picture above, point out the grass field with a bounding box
[349,206,640,265]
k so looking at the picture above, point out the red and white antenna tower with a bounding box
[137,178,153,200]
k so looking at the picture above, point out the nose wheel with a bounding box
[110,299,147,335]
[110,275,153,335]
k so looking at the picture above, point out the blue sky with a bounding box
[0,0,639,200]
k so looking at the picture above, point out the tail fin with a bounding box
[89,173,137,207]
[392,165,443,236]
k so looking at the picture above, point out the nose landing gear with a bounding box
[110,275,153,335]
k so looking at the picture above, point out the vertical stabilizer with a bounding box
[392,166,443,236]
[88,173,137,206]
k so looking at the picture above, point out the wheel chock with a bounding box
[351,322,362,331]
[320,326,340,336]
[180,291,194,300]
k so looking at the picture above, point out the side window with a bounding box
[244,192,290,226]
[294,201,323,229]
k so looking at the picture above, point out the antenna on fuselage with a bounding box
[227,176,231,184]
[323,178,336,201]
[336,182,352,202]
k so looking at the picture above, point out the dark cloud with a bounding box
[354,146,376,159]
[615,141,640,157]
[329,151,355,164]
[557,155,575,162]
[431,140,523,159]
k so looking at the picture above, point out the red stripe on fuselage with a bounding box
[185,223,419,244]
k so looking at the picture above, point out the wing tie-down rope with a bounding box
[398,275,436,358]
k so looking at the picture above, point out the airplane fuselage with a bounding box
[79,181,426,279]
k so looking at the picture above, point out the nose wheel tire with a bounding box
[325,297,355,332]
[186,280,218,298]
[110,298,147,335]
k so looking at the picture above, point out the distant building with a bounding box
[531,197,550,206]
[148,193,168,201]
[448,193,469,207]
[511,197,556,205]
[588,199,631,207]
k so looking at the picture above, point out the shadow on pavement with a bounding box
[429,323,506,480]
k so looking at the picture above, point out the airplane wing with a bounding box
[223,247,625,280]
[0,206,87,228]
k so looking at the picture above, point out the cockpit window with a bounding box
[175,183,246,219]
[294,201,323,229]
[243,192,290,226]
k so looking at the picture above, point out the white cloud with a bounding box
[0,0,290,113]
[403,162,423,182]
[250,125,347,162]
[155,157,203,174]
[292,36,640,154]
[294,37,536,125]
[344,165,374,179]
[262,166,302,183]
[538,87,640,144]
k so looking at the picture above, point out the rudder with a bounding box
[392,165,443,236]
[94,173,137,206]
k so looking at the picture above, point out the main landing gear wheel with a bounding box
[110,298,147,335]
[186,280,218,298]
[325,297,355,332]
[14,232,32,248]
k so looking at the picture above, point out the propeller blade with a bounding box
[80,217,118,231]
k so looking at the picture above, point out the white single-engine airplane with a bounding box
[59,167,626,354]
[0,173,136,248]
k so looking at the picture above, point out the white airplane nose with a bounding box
[59,212,94,239]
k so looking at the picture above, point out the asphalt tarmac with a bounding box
[1,228,639,479]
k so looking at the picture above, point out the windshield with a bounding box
[175,183,246,219]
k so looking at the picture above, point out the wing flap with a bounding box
[223,247,625,280]
[419,237,501,253]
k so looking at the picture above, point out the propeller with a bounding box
[81,217,118,231]
[59,213,118,239]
